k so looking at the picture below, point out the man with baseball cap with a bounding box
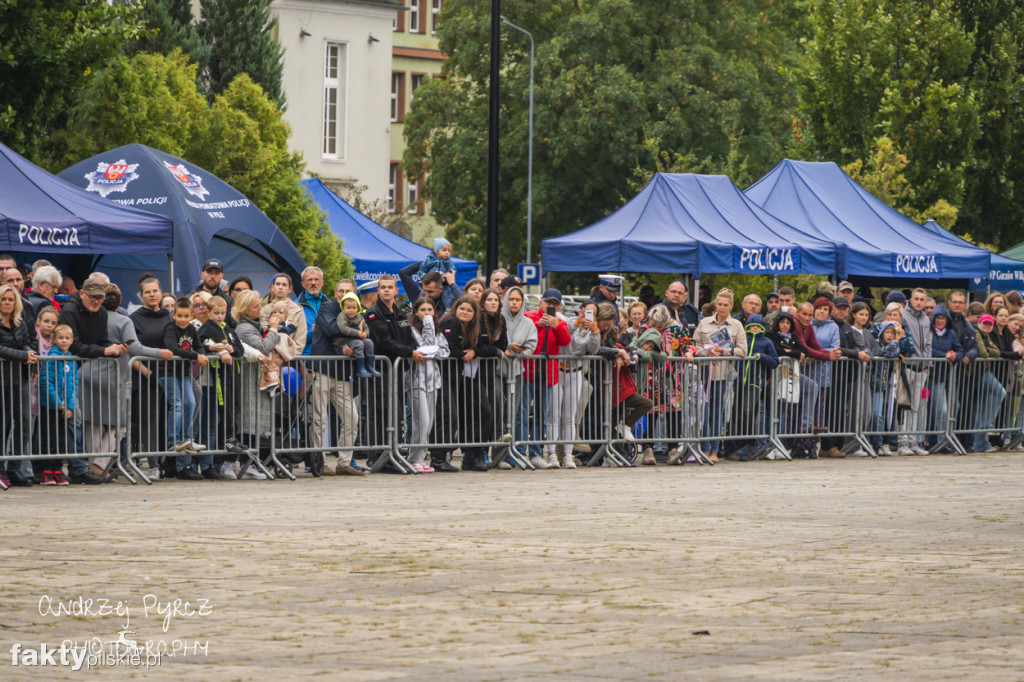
[193,258,234,314]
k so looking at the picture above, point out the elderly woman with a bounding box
[260,273,307,350]
[26,264,62,313]
[233,289,283,469]
[0,284,38,486]
[693,288,747,462]
[81,284,169,477]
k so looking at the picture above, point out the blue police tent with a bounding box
[0,140,172,254]
[59,144,306,303]
[916,220,1024,292]
[541,173,841,276]
[303,178,477,294]
[744,160,992,285]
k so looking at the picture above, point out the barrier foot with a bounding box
[586,444,609,467]
[505,445,535,470]
[845,435,877,459]
[115,458,137,486]
[931,436,967,456]
[0,477,8,491]
[683,443,715,466]
[239,449,276,480]
[383,447,418,475]
[127,456,152,485]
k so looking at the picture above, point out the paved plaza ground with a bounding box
[2,453,1023,680]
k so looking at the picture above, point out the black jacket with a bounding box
[366,300,416,360]
[767,311,808,360]
[57,293,111,359]
[310,299,355,380]
[198,320,244,360]
[833,316,861,359]
[652,301,700,335]
[163,321,205,361]
[0,316,33,382]
[479,312,508,357]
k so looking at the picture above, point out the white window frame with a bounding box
[410,74,424,103]
[431,0,441,34]
[322,42,347,161]
[388,164,398,214]
[409,0,420,33]
[408,177,419,214]
[390,73,403,123]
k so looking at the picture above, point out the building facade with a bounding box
[272,0,401,205]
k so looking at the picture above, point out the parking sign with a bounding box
[518,263,540,285]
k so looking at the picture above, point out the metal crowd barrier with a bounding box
[126,356,275,484]
[1,356,126,484]
[507,354,635,468]
[274,355,409,475]
[7,354,1021,489]
[394,355,516,471]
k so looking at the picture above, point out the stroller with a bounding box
[271,361,324,477]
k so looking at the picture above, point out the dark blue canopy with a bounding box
[745,160,992,283]
[60,144,306,301]
[541,173,841,277]
[917,219,1024,292]
[303,178,477,294]
[0,140,172,254]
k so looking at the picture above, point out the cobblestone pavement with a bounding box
[2,453,1022,680]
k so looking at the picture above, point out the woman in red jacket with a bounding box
[519,289,572,468]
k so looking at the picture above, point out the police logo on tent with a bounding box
[162,161,210,200]
[83,159,140,198]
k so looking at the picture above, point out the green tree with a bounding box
[53,51,349,284]
[0,0,145,161]
[405,0,807,268]
[127,0,209,74]
[796,0,981,217]
[953,0,1024,248]
[198,0,284,106]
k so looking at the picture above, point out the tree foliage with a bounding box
[0,0,145,161]
[51,51,349,285]
[198,0,285,106]
[126,0,209,76]
[405,0,808,267]
[796,0,980,227]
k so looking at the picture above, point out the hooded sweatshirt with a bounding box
[929,305,963,382]
[335,292,367,339]
[407,315,449,391]
[501,287,538,376]
[768,310,809,360]
[57,293,111,359]
[742,314,779,390]
[901,304,932,358]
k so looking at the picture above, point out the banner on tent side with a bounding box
[892,254,941,277]
[734,246,799,274]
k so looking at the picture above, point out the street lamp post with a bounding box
[500,16,535,267]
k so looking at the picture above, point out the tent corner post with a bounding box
[168,254,175,293]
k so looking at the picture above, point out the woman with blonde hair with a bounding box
[692,288,747,462]
[0,284,38,486]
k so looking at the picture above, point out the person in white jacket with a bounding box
[692,288,747,462]
[545,302,601,468]
[405,298,449,472]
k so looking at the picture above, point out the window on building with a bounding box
[388,164,398,214]
[410,74,424,103]
[410,0,420,33]
[390,72,406,123]
[432,0,442,33]
[408,177,420,214]
[322,42,347,159]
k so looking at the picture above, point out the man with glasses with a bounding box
[650,279,700,336]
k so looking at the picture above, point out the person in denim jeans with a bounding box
[972,315,1008,452]
[160,297,210,480]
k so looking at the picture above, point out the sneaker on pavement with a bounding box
[530,456,551,470]
[53,471,69,486]
[546,452,560,469]
[897,446,915,456]
[561,454,577,469]
[641,448,657,466]
[177,468,203,481]
[68,471,105,485]
[147,467,161,480]
[202,466,222,480]
[602,455,615,467]
[40,471,57,486]
[850,448,868,457]
[912,445,929,456]
[984,445,1000,453]
[497,460,513,470]
[877,445,893,457]
[241,467,267,480]
[220,462,237,480]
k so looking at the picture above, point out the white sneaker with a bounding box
[912,445,929,456]
[984,445,1000,453]
[617,424,636,442]
[221,462,237,480]
[241,466,267,480]
[147,467,160,480]
[547,452,560,469]
[602,455,615,467]
[561,454,577,469]
[850,448,868,457]
[188,441,208,452]
[897,446,914,456]
[497,460,512,470]
[877,445,893,457]
[530,456,550,470]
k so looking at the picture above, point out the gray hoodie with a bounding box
[901,305,932,358]
[501,287,538,376]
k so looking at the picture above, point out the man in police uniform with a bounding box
[357,280,379,310]
[589,274,623,305]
